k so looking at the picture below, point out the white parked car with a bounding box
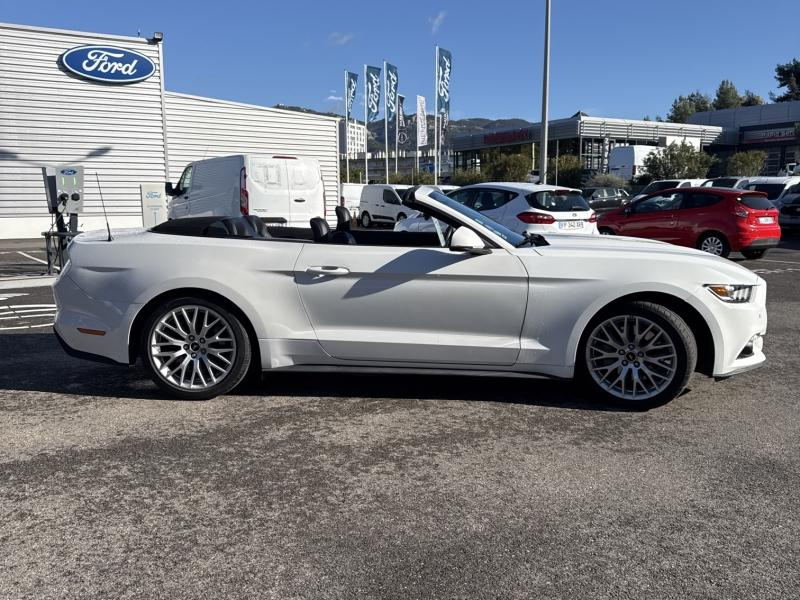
[396,183,597,235]
[166,154,325,226]
[701,177,752,189]
[358,184,411,227]
[744,176,800,205]
[55,187,767,407]
[631,179,707,202]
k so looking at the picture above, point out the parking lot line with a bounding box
[16,251,48,265]
[756,259,800,265]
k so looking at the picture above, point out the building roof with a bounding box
[687,101,800,129]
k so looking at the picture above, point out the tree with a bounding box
[772,59,800,102]
[741,90,765,107]
[726,151,766,177]
[450,170,487,186]
[641,142,714,179]
[482,153,530,182]
[585,173,627,189]
[713,80,742,110]
[667,91,712,123]
[546,154,582,188]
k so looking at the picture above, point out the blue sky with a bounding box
[3,0,798,122]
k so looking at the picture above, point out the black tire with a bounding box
[598,227,615,235]
[741,248,766,260]
[140,297,252,400]
[577,301,697,408]
[360,212,372,228]
[697,232,730,258]
[397,212,407,222]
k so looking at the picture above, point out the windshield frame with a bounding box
[408,187,527,249]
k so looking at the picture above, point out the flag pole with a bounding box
[344,70,349,184]
[364,64,368,184]
[395,95,399,174]
[434,45,439,184]
[383,61,389,183]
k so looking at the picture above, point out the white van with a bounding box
[608,146,659,180]
[166,154,325,226]
[357,184,411,227]
[340,183,365,214]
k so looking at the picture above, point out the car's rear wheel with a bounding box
[741,248,767,260]
[579,301,697,408]
[598,227,615,235]
[141,297,251,400]
[397,212,407,222]
[360,212,372,228]
[697,232,730,258]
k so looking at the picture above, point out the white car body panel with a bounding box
[55,188,767,387]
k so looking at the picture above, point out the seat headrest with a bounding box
[335,205,351,231]
[204,217,257,238]
[310,217,331,242]
[331,230,356,245]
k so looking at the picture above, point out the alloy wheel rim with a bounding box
[150,305,236,390]
[585,315,678,401]
[700,236,724,255]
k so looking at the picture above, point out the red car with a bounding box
[597,187,780,259]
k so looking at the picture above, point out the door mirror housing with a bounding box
[624,206,633,216]
[450,227,490,255]
[165,181,181,196]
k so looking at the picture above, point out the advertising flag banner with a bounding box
[397,94,408,145]
[345,71,358,118]
[416,95,427,147]
[437,47,452,114]
[385,63,398,122]
[366,65,381,122]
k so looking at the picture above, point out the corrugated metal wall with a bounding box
[0,23,167,236]
[165,92,340,221]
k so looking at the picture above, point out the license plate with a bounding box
[558,220,584,230]
[758,216,774,224]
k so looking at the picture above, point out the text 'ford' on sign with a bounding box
[60,45,156,84]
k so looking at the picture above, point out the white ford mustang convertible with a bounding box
[54,186,767,407]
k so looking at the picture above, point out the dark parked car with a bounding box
[597,187,780,259]
[581,187,630,210]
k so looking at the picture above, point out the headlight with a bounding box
[705,284,755,303]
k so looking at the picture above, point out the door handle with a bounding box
[306,266,350,276]
[293,198,306,203]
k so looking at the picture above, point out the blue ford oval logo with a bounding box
[60,45,155,84]
[60,168,78,176]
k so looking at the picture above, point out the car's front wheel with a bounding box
[360,212,372,228]
[579,301,697,408]
[141,297,252,400]
[598,227,614,235]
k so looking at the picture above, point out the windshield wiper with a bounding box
[516,231,549,247]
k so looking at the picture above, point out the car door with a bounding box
[616,193,682,241]
[168,164,193,218]
[381,188,403,221]
[293,238,528,365]
[189,156,240,217]
[287,159,324,225]
[469,188,515,224]
[674,191,724,247]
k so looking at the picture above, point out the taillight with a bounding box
[733,205,749,219]
[239,167,249,215]
[588,213,597,223]
[517,212,555,224]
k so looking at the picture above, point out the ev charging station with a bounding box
[42,165,85,272]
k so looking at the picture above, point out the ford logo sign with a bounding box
[60,168,77,176]
[60,45,155,84]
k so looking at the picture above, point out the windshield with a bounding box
[745,183,786,200]
[422,190,526,246]
[641,181,681,194]
[527,190,590,212]
[710,178,740,188]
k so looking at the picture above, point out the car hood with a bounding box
[519,233,761,284]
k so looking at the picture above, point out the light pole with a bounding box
[538,0,551,184]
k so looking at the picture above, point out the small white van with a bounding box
[340,183,365,214]
[357,184,411,227]
[608,146,659,180]
[167,154,325,226]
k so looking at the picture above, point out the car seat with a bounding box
[335,206,352,232]
[310,217,356,245]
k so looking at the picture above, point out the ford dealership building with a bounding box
[0,22,341,239]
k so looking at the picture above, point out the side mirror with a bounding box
[165,182,180,196]
[450,227,490,255]
[624,206,633,216]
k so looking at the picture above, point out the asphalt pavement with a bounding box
[0,239,798,599]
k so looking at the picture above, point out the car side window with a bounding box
[382,189,400,205]
[178,165,193,193]
[682,193,722,210]
[472,189,515,211]
[634,193,682,213]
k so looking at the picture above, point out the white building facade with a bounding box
[338,120,367,158]
[0,22,340,239]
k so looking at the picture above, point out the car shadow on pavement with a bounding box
[0,333,651,412]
